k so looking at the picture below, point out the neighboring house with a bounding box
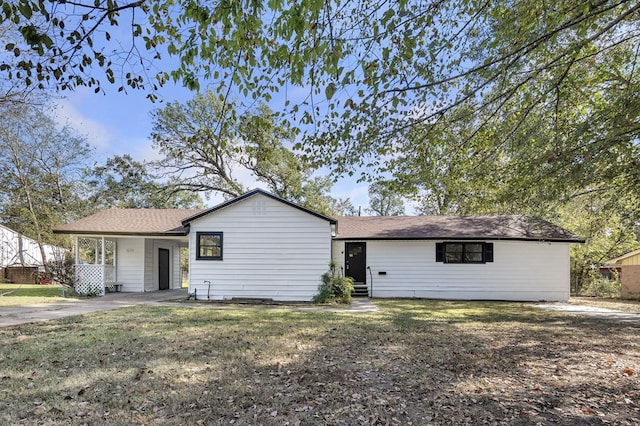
[602,249,640,297]
[54,189,584,301]
[1,224,65,267]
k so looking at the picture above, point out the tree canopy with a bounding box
[2,0,638,209]
[367,181,405,216]
[85,154,204,210]
[0,102,92,264]
[2,2,637,187]
[151,91,351,215]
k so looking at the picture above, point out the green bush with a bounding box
[579,274,621,298]
[314,263,354,304]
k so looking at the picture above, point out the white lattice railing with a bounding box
[75,264,115,296]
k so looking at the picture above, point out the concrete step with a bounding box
[352,284,369,297]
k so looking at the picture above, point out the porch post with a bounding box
[74,236,79,285]
[113,240,117,282]
[101,236,106,295]
[101,236,105,265]
[74,236,79,264]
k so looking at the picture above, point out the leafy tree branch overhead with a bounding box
[2,1,638,223]
[2,1,638,172]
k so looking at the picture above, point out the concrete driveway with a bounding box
[534,302,640,325]
[0,289,188,328]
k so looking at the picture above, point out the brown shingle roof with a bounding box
[53,208,204,236]
[334,215,584,242]
[54,206,583,243]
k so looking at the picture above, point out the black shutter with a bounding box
[436,243,444,262]
[484,243,494,263]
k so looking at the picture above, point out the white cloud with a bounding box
[346,184,369,204]
[128,138,162,163]
[54,98,113,152]
[233,165,264,191]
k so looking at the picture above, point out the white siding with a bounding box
[188,193,332,301]
[115,238,145,292]
[332,240,571,301]
[144,239,154,291]
[173,244,182,289]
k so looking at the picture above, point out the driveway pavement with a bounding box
[534,302,640,325]
[0,289,188,328]
[0,291,380,328]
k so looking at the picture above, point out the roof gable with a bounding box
[334,215,584,242]
[605,248,640,264]
[181,189,337,225]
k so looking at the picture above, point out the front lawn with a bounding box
[0,300,638,424]
[0,283,77,306]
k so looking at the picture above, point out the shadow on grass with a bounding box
[0,283,65,298]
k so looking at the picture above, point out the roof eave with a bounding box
[333,236,585,243]
[605,248,640,263]
[52,230,189,237]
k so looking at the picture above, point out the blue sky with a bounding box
[40,3,419,214]
[53,83,373,210]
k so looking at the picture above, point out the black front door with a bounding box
[158,248,170,290]
[345,242,366,284]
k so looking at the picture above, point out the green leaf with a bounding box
[2,2,13,19]
[41,35,53,49]
[325,82,336,100]
[17,2,32,19]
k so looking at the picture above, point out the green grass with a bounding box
[0,283,78,306]
[0,300,638,424]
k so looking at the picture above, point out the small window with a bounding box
[464,243,483,262]
[436,242,493,264]
[445,243,464,263]
[196,232,223,260]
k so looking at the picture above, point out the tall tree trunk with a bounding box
[23,181,49,271]
[17,233,24,264]
[8,139,49,271]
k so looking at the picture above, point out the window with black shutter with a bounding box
[435,242,494,264]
